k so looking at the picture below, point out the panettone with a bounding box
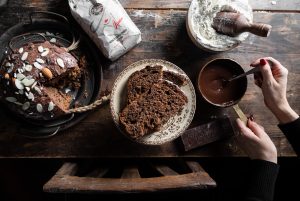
[120,66,188,139]
[0,41,83,120]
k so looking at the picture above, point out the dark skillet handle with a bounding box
[18,126,60,139]
[9,33,47,50]
[29,11,76,44]
[29,11,70,25]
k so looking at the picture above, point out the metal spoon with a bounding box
[223,67,260,84]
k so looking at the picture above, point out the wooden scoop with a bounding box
[212,12,272,37]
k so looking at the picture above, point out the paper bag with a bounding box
[69,0,142,61]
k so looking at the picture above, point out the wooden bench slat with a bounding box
[121,166,141,178]
[43,173,216,193]
[43,161,216,193]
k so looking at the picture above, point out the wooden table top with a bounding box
[0,0,299,158]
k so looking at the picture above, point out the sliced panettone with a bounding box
[120,80,187,139]
[163,70,188,87]
[127,65,163,103]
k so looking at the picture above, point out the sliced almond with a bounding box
[36,58,45,64]
[56,58,64,68]
[16,73,25,80]
[5,62,11,67]
[41,67,53,79]
[41,49,49,57]
[33,62,43,70]
[27,92,34,100]
[48,101,55,111]
[25,64,33,72]
[21,52,28,61]
[15,79,24,90]
[50,38,57,43]
[34,86,42,95]
[5,97,17,103]
[36,103,43,113]
[22,78,35,87]
[18,47,24,54]
[14,102,23,106]
[31,81,37,89]
[22,102,30,111]
[38,46,44,53]
[7,66,14,73]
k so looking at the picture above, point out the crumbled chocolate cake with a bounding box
[120,66,188,139]
[0,41,84,120]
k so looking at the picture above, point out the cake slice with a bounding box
[127,65,163,103]
[42,87,72,113]
[163,70,188,87]
[120,80,187,139]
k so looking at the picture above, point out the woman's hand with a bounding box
[250,57,298,124]
[236,118,277,164]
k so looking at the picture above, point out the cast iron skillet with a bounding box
[0,11,103,138]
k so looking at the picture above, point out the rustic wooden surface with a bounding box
[0,0,299,157]
[43,160,216,193]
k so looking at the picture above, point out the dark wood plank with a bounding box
[44,172,216,193]
[186,161,205,172]
[85,168,110,178]
[0,7,299,157]
[121,166,141,178]
[121,0,300,11]
[2,0,300,11]
[56,163,78,176]
[123,0,300,11]
[44,161,216,193]
[154,165,179,176]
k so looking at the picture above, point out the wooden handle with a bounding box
[247,23,272,37]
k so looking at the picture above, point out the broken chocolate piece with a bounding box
[181,117,234,151]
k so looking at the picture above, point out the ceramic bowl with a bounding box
[197,58,247,107]
[186,0,253,52]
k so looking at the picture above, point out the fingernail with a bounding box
[260,59,267,66]
[248,114,254,121]
[246,115,254,127]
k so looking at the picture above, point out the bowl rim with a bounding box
[197,58,248,108]
[186,0,250,52]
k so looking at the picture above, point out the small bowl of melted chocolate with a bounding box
[198,58,247,107]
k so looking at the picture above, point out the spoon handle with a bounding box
[229,67,260,82]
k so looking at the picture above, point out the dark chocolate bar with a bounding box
[181,117,235,151]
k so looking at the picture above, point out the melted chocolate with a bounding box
[199,60,247,106]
